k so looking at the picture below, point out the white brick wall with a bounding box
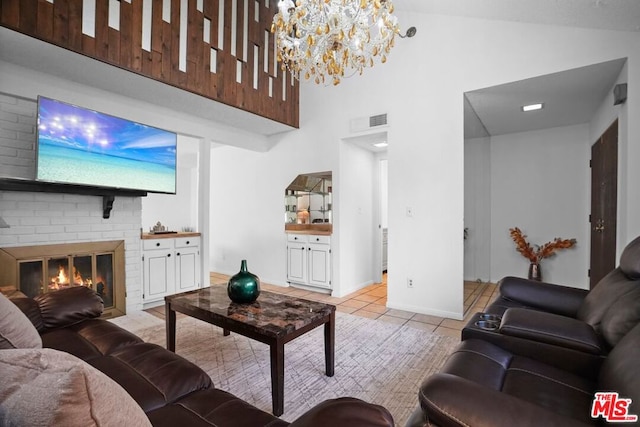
[0,93,145,312]
[0,93,37,180]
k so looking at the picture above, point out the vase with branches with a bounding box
[509,227,577,281]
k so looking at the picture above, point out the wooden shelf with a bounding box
[0,178,148,219]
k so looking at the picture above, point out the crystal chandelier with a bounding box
[271,0,408,86]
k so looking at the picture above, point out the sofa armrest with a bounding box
[289,397,394,427]
[499,308,603,354]
[11,297,45,332]
[499,276,588,317]
[419,373,592,427]
[34,286,103,331]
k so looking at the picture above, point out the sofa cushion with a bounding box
[0,293,42,349]
[42,318,143,360]
[598,322,640,419]
[147,388,289,427]
[87,342,213,413]
[433,339,596,424]
[619,235,640,279]
[576,268,638,330]
[438,339,512,391]
[501,357,594,422]
[0,348,151,427]
[288,397,396,427]
[597,285,640,349]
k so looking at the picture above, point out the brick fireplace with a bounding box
[0,240,126,318]
[0,191,144,312]
[0,94,145,312]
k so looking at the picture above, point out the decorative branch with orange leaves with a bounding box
[509,227,577,264]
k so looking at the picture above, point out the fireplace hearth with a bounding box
[0,241,126,318]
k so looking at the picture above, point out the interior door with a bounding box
[590,120,618,288]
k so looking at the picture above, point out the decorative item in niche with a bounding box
[227,260,261,304]
[149,221,176,234]
[297,208,310,224]
[509,227,577,281]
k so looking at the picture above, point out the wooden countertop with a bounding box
[141,232,201,239]
[285,224,332,235]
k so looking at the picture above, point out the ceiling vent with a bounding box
[369,113,388,127]
[350,113,388,132]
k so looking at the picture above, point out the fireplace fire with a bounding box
[1,241,125,318]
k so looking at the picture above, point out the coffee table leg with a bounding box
[324,311,335,377]
[270,341,285,416]
[165,301,176,352]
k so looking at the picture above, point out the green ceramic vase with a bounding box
[227,260,260,303]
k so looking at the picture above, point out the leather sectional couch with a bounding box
[1,286,394,427]
[407,235,640,426]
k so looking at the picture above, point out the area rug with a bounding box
[110,311,459,425]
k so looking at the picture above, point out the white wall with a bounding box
[141,134,200,232]
[464,136,491,282]
[208,140,337,286]
[291,14,640,319]
[490,124,590,287]
[337,141,376,295]
[380,159,389,229]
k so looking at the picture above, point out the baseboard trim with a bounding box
[333,279,374,298]
[387,300,463,321]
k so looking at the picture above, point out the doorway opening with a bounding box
[463,58,625,292]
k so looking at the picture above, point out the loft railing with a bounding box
[0,0,299,127]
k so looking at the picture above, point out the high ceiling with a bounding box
[394,0,636,141]
[2,1,638,142]
[396,0,640,32]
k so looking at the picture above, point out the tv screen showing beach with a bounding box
[36,97,177,194]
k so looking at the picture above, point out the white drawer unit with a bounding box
[286,234,331,290]
[142,235,201,304]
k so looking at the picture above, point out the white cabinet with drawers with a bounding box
[142,234,201,304]
[286,233,331,290]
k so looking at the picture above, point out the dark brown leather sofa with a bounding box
[459,235,640,374]
[408,321,640,426]
[486,234,640,321]
[12,287,394,427]
[405,236,640,426]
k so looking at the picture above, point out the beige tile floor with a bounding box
[204,272,499,339]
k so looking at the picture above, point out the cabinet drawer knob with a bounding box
[167,253,171,257]
[316,238,320,241]
[156,242,160,247]
[186,241,190,245]
[294,237,298,240]
[177,252,181,256]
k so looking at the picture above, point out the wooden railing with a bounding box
[0,0,299,127]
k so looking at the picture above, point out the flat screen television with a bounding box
[36,96,177,194]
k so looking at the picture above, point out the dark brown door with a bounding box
[590,120,618,288]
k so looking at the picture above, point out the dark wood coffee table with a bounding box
[165,285,336,416]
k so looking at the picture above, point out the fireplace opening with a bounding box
[1,241,125,318]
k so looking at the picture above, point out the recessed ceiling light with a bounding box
[373,141,388,148]
[521,103,544,112]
